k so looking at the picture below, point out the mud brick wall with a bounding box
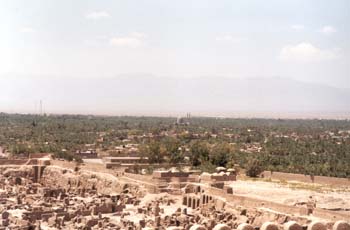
[0,159,28,165]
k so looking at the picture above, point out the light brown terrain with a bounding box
[0,157,349,229]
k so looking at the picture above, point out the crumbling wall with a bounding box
[0,165,33,178]
[41,166,142,195]
[0,159,28,165]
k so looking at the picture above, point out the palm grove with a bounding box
[0,113,350,178]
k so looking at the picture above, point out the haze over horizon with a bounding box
[1,0,349,118]
[1,75,350,119]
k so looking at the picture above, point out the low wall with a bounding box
[29,153,51,158]
[0,159,28,165]
[153,171,190,178]
[201,174,236,182]
[261,171,350,186]
[202,185,350,221]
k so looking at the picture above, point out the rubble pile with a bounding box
[0,166,144,229]
[0,164,349,230]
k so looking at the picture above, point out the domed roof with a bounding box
[213,224,231,230]
[189,224,207,230]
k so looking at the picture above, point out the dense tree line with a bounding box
[0,113,349,178]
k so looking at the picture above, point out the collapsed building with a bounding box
[0,157,349,230]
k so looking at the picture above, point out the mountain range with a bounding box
[1,75,349,118]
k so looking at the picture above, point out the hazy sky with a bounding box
[1,0,349,88]
[0,0,350,87]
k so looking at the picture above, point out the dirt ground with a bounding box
[228,179,350,211]
[53,160,350,213]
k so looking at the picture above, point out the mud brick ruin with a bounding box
[0,155,349,230]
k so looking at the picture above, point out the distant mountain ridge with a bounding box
[0,75,350,117]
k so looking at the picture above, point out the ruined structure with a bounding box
[0,157,349,230]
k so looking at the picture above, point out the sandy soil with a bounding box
[82,158,104,164]
[228,180,350,211]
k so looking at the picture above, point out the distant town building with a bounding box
[75,149,98,159]
[176,117,190,125]
[104,156,149,168]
